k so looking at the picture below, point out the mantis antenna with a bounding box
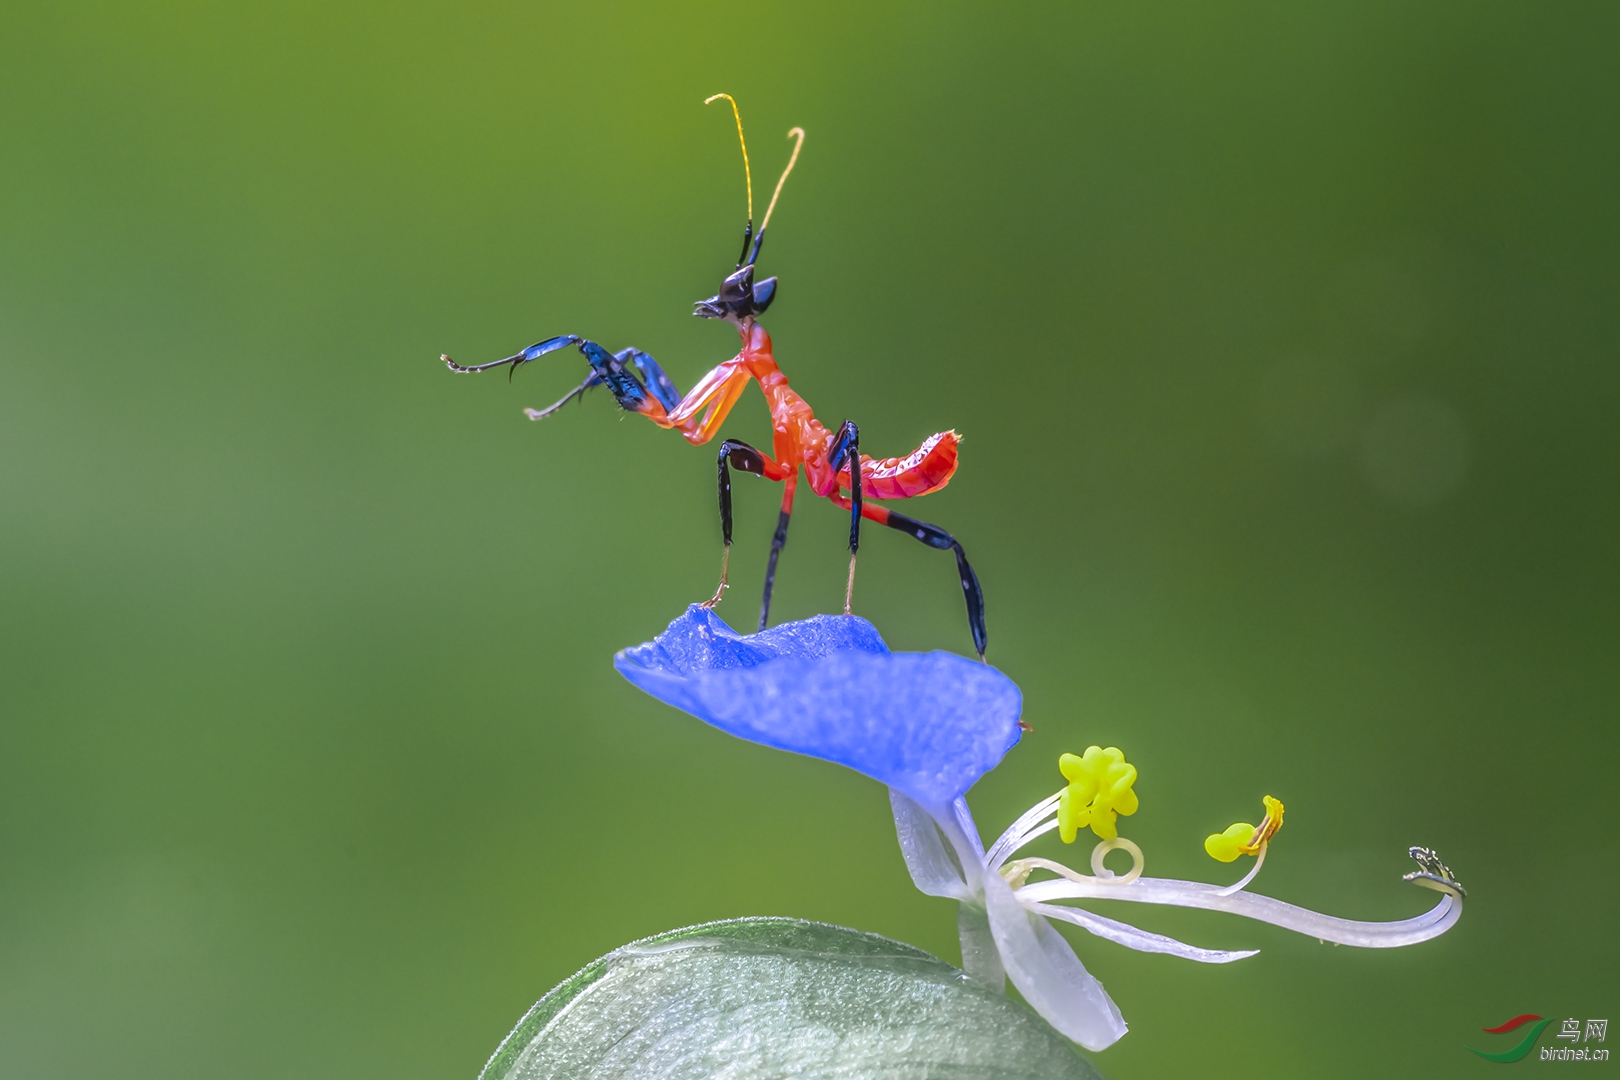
[760,127,805,234]
[704,93,752,224]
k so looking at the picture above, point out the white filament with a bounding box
[1089,837,1144,885]
[1215,843,1268,897]
[986,791,1061,870]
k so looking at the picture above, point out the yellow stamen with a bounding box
[1055,746,1139,843]
[1205,795,1285,862]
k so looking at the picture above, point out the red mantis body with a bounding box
[443,99,987,657]
[638,320,961,513]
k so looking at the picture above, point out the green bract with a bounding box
[481,918,1100,1080]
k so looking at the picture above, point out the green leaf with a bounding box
[480,917,1101,1079]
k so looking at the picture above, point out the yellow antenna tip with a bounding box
[705,93,752,223]
[759,126,805,235]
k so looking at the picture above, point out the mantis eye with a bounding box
[752,276,777,313]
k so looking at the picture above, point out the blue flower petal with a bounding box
[615,605,1023,808]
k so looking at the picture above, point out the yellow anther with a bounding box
[1205,795,1285,862]
[1056,746,1139,843]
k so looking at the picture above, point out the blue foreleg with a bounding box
[444,334,658,416]
[443,334,582,379]
[524,370,603,421]
[576,339,649,413]
[617,348,682,412]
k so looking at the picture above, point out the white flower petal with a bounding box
[888,789,972,901]
[957,902,1007,992]
[1017,875,1462,948]
[983,868,1128,1051]
[949,796,988,866]
[1026,900,1259,964]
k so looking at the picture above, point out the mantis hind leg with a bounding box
[859,502,988,661]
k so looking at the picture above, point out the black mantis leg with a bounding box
[759,474,797,632]
[702,439,777,610]
[878,508,988,661]
[828,421,862,615]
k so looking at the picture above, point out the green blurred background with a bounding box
[1,2,1615,1076]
